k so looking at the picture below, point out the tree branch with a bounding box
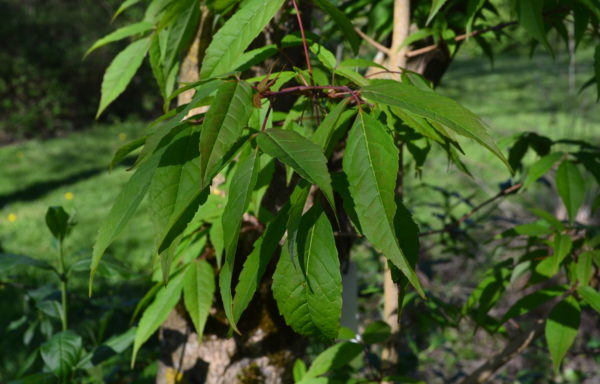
[420,183,522,237]
[457,319,545,384]
[354,27,391,55]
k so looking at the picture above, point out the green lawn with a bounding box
[0,120,155,285]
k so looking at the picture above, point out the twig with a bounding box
[420,183,522,237]
[354,27,391,55]
[291,0,313,84]
[406,20,517,58]
[457,318,545,384]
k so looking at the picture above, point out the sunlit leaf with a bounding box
[362,80,510,171]
[272,207,342,340]
[200,0,285,78]
[556,160,585,223]
[97,37,150,118]
[220,147,260,331]
[342,112,424,297]
[199,81,254,187]
[183,260,215,339]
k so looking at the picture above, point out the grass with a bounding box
[0,120,155,285]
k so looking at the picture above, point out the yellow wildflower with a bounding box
[7,213,17,223]
[118,132,127,141]
[64,192,74,200]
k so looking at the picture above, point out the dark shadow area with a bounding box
[0,156,135,207]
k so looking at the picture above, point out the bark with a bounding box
[156,4,314,384]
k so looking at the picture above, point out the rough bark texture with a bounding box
[156,4,313,384]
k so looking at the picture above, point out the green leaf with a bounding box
[156,187,210,255]
[576,251,595,286]
[257,128,335,210]
[522,152,563,189]
[466,0,486,34]
[362,320,391,344]
[0,253,55,272]
[183,260,215,339]
[199,81,254,187]
[200,0,285,78]
[287,181,311,261]
[76,328,136,368]
[272,207,342,340]
[161,0,200,72]
[293,359,307,382]
[45,206,70,241]
[132,269,185,365]
[362,80,510,171]
[232,206,288,322]
[577,286,600,314]
[110,135,147,170]
[311,99,354,153]
[500,285,566,324]
[220,148,260,331]
[545,297,580,374]
[342,112,424,297]
[91,151,163,294]
[426,0,449,25]
[516,0,551,52]
[312,0,360,54]
[40,331,82,380]
[85,21,154,57]
[97,37,151,118]
[147,124,201,279]
[556,160,585,223]
[536,234,573,278]
[302,342,363,380]
[113,0,144,20]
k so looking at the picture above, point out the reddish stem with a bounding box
[291,0,313,85]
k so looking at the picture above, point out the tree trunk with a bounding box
[156,5,314,384]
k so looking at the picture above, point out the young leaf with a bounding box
[522,152,563,189]
[220,148,260,331]
[183,260,215,339]
[362,80,510,171]
[426,0,449,25]
[466,0,486,34]
[85,21,154,57]
[312,0,361,54]
[91,152,163,294]
[199,81,254,187]
[45,206,70,241]
[545,297,580,374]
[132,269,185,365]
[113,0,144,20]
[97,37,151,118]
[293,359,307,383]
[556,160,585,223]
[342,112,424,297]
[200,0,285,79]
[576,251,595,286]
[302,342,363,380]
[40,331,82,380]
[232,206,288,322]
[257,128,335,210]
[577,286,600,314]
[516,0,551,52]
[272,207,342,340]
